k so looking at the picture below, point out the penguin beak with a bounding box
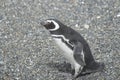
[40,21,46,26]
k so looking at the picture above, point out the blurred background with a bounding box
[0,0,120,80]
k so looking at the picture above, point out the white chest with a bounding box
[53,38,73,53]
[53,38,75,63]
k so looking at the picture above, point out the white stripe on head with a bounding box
[47,20,60,31]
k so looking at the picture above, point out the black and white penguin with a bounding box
[41,19,104,79]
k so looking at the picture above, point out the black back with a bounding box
[50,19,96,67]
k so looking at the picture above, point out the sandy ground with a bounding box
[0,0,120,80]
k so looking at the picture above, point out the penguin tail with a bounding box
[80,61,105,75]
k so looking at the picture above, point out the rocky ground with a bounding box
[0,0,120,80]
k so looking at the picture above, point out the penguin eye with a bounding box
[46,22,52,26]
[47,22,51,24]
[44,21,55,30]
[44,21,51,26]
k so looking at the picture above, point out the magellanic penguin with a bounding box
[41,19,104,79]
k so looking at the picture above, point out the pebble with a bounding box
[0,15,3,22]
[84,24,89,29]
[116,13,120,17]
[0,61,4,66]
[75,24,79,27]
[97,16,101,19]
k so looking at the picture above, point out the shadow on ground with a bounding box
[46,62,95,77]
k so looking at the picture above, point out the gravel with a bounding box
[0,0,120,80]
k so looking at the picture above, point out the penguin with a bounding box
[40,19,104,79]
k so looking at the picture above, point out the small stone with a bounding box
[4,35,7,38]
[54,7,59,10]
[97,16,101,19]
[84,24,89,29]
[117,13,120,17]
[13,15,16,17]
[75,24,79,27]
[0,15,3,22]
[81,1,85,4]
[0,15,3,20]
[15,77,20,80]
[0,61,4,66]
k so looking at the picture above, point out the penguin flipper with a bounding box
[73,42,86,66]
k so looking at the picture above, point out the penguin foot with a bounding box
[73,66,83,79]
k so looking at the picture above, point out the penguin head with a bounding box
[41,19,60,31]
